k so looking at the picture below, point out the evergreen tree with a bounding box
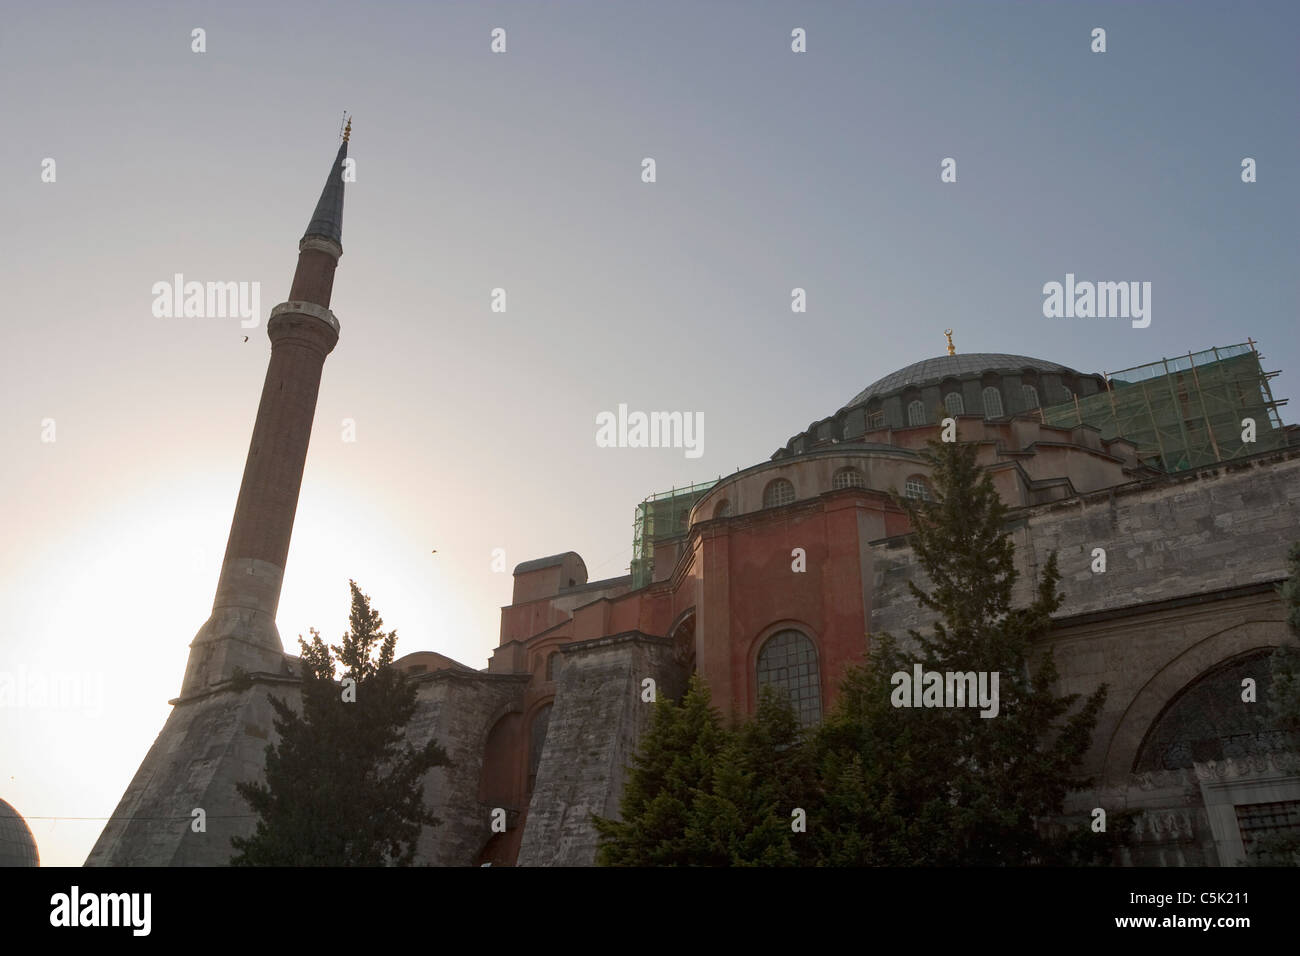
[595,678,816,866]
[230,581,449,865]
[685,687,816,866]
[809,440,1110,865]
[593,673,724,866]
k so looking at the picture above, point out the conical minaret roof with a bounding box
[303,120,349,245]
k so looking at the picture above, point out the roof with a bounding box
[303,138,348,245]
[845,354,1078,408]
[512,552,586,575]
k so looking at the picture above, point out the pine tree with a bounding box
[593,673,724,866]
[810,439,1110,865]
[230,580,449,865]
[685,687,815,866]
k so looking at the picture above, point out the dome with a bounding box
[845,353,1077,409]
[0,798,39,867]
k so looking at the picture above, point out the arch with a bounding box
[527,701,554,795]
[478,711,522,805]
[763,478,795,509]
[943,392,965,417]
[1133,649,1285,773]
[545,650,558,682]
[982,386,1004,419]
[1101,619,1284,784]
[755,627,822,727]
[832,467,865,490]
[1022,384,1040,409]
[713,499,732,519]
[906,400,926,426]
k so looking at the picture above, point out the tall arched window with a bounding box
[904,475,931,500]
[757,629,822,727]
[867,409,886,430]
[1022,385,1040,409]
[832,467,865,490]
[713,499,732,519]
[545,651,557,681]
[907,400,926,426]
[528,703,553,794]
[943,392,964,417]
[763,478,795,508]
[982,386,1004,419]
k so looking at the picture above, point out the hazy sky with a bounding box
[2,1,1296,866]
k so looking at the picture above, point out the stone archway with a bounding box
[1101,619,1283,784]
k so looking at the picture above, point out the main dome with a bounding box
[0,798,39,867]
[845,353,1077,409]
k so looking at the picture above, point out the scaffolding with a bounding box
[1040,340,1290,472]
[630,478,719,588]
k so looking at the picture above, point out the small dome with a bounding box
[0,798,39,867]
[846,353,1077,408]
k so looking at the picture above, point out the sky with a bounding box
[1,1,1296,867]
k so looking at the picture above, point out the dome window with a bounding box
[763,478,795,509]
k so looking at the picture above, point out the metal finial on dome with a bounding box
[944,329,955,355]
[342,116,352,143]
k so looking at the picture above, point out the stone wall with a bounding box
[516,632,685,866]
[86,675,301,866]
[406,671,528,866]
[871,449,1300,638]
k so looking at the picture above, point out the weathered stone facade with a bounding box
[517,633,685,866]
[84,157,1300,872]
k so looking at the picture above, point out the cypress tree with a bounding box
[230,580,449,865]
[810,439,1110,865]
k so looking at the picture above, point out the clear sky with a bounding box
[1,1,1296,866]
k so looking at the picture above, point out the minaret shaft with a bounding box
[181,137,348,697]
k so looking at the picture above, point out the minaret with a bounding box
[181,122,351,696]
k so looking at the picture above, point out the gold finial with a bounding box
[342,115,352,143]
[944,329,955,355]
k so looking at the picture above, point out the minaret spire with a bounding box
[303,122,348,250]
[181,131,351,696]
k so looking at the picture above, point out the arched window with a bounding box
[528,703,553,794]
[943,392,964,417]
[907,400,926,426]
[763,478,795,509]
[713,499,732,519]
[545,651,557,681]
[1134,651,1285,773]
[1022,385,1040,409]
[757,629,822,727]
[832,467,865,490]
[866,409,886,430]
[904,475,931,500]
[982,387,1004,419]
[1062,384,1074,402]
